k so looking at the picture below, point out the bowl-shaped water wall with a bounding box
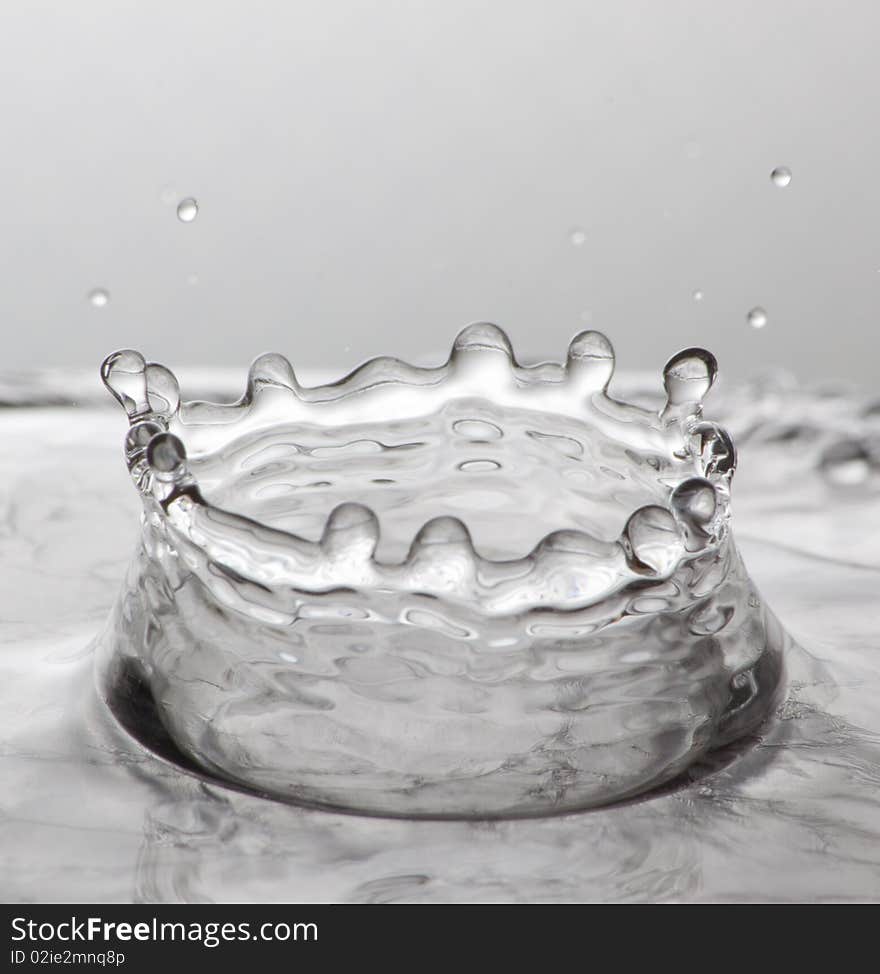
[96,324,785,818]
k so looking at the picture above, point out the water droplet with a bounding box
[662,348,718,406]
[458,459,501,472]
[691,422,737,478]
[147,432,187,477]
[144,363,181,417]
[124,420,164,460]
[186,273,199,286]
[566,330,615,391]
[671,477,717,525]
[747,306,767,329]
[101,349,149,419]
[570,229,587,247]
[770,167,792,187]
[177,197,199,223]
[450,321,514,381]
[623,506,685,576]
[692,289,704,302]
[89,288,110,308]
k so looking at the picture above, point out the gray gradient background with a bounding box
[2,1,878,387]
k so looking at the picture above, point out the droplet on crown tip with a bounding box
[670,477,718,525]
[101,350,182,422]
[124,419,166,459]
[146,431,188,480]
[670,478,720,551]
[451,323,516,360]
[100,349,150,418]
[144,362,181,418]
[622,505,685,576]
[565,330,616,390]
[662,347,718,407]
[101,348,145,379]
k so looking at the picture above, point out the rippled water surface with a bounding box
[1,369,879,901]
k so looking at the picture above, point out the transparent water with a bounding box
[91,326,784,818]
[2,342,879,898]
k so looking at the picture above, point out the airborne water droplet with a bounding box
[89,288,109,308]
[177,198,199,223]
[692,289,704,302]
[570,229,587,247]
[770,167,792,187]
[747,306,768,329]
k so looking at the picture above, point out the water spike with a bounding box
[144,363,181,418]
[246,353,299,399]
[565,330,615,392]
[321,503,380,560]
[622,505,685,576]
[146,432,189,483]
[662,347,718,409]
[691,422,737,479]
[100,349,150,420]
